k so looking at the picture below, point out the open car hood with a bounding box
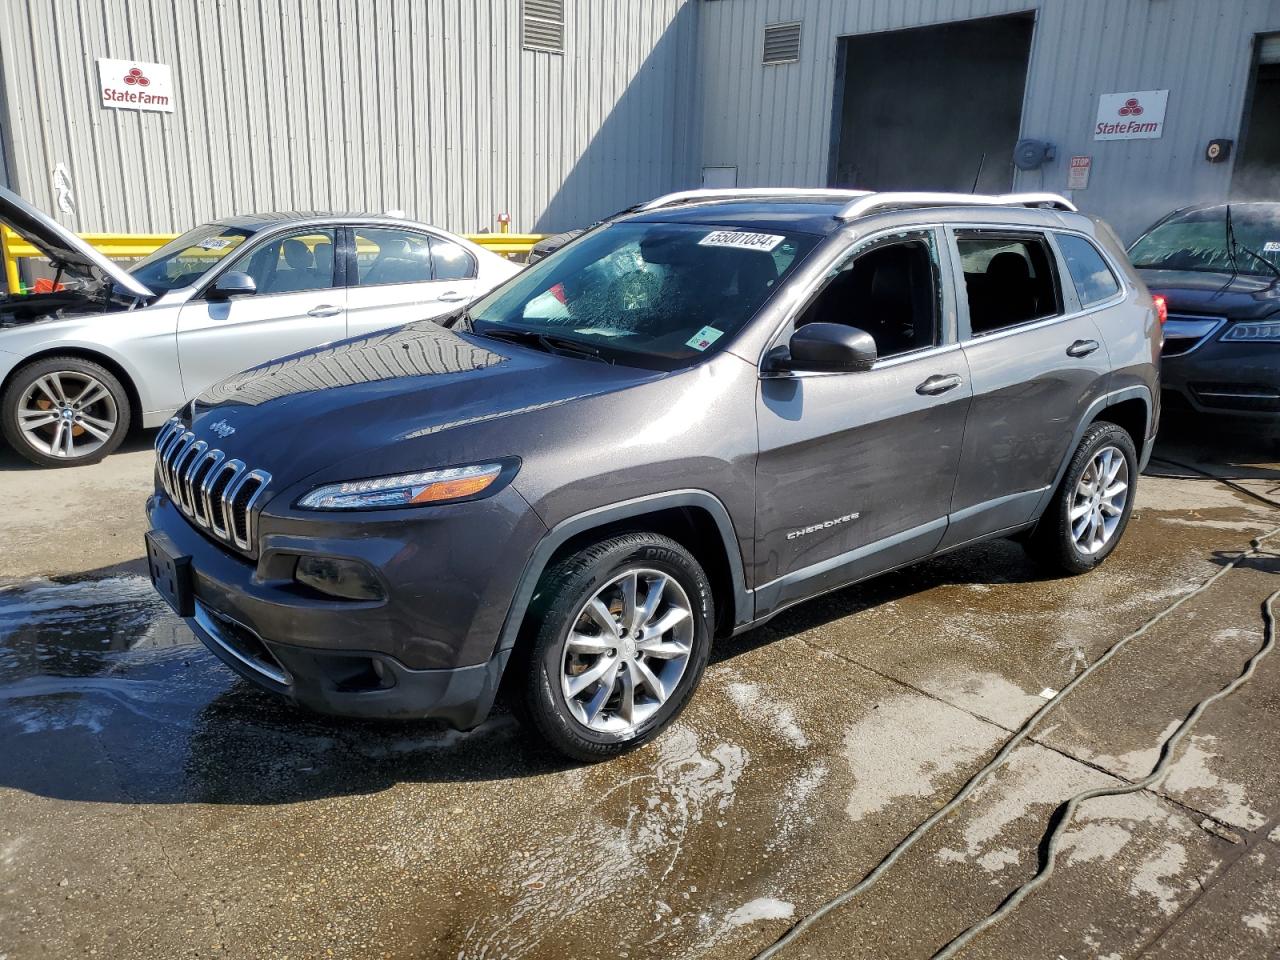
[0,185,153,299]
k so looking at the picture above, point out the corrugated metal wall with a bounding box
[697,0,1280,239]
[0,0,701,235]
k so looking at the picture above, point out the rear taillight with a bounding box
[1152,293,1168,325]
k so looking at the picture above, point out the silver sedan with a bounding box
[0,187,520,466]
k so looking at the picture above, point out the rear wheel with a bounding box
[0,356,131,467]
[517,532,713,762]
[1025,421,1137,575]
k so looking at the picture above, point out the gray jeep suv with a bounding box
[145,189,1160,761]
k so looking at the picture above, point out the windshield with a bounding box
[463,221,821,368]
[1129,205,1280,277]
[129,224,253,293]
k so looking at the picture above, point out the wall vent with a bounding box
[762,21,801,65]
[523,0,564,54]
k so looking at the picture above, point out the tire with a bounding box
[0,356,132,468]
[516,532,714,762]
[1026,421,1138,575]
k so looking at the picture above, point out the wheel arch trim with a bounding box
[495,489,750,657]
[0,343,146,422]
[1035,384,1152,517]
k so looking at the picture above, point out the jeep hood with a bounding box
[185,320,665,482]
[0,185,153,299]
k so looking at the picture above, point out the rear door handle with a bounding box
[1067,339,1100,358]
[916,373,963,396]
[307,304,342,318]
[437,291,468,303]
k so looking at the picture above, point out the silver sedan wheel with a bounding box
[1070,445,1129,555]
[561,567,694,735]
[16,371,119,460]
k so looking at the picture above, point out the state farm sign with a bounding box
[97,58,174,113]
[1094,90,1168,140]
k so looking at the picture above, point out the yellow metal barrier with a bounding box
[1,227,546,293]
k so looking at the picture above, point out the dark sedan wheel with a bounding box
[518,532,713,762]
[1,356,131,467]
[1026,421,1137,575]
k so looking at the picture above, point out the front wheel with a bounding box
[1026,421,1137,575]
[1,356,132,467]
[518,532,714,762]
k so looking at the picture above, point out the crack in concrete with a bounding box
[792,633,1246,838]
[1136,813,1280,958]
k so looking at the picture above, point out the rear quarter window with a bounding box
[1055,233,1121,306]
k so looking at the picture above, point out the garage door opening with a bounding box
[1234,33,1280,198]
[828,14,1035,194]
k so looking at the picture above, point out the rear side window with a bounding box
[355,228,434,286]
[957,234,1062,336]
[1056,233,1121,305]
[430,237,477,281]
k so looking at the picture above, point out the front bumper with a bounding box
[146,491,533,727]
[1162,338,1280,419]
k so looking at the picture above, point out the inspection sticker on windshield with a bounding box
[686,325,724,351]
[1264,241,1280,253]
[698,230,785,252]
[198,237,233,250]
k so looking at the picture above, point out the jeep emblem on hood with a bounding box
[209,419,235,438]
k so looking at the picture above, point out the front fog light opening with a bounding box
[294,555,385,601]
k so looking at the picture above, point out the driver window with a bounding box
[231,229,338,296]
[795,231,942,360]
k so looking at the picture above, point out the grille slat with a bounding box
[155,418,271,553]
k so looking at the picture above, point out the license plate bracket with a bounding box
[145,530,194,617]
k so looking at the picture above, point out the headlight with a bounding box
[297,462,506,510]
[1221,321,1280,342]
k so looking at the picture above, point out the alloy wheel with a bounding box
[560,567,694,734]
[16,371,119,460]
[1070,444,1129,555]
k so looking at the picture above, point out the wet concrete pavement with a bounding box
[1,423,1279,958]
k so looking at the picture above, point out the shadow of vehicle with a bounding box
[0,537,1053,807]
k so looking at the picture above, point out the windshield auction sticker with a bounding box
[686,326,724,351]
[698,230,785,252]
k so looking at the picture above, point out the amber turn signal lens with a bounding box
[410,471,500,503]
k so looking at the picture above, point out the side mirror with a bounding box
[207,271,257,300]
[765,322,878,374]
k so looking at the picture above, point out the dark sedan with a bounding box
[1130,202,1280,420]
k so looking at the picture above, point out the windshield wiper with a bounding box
[477,326,611,363]
[1223,204,1280,284]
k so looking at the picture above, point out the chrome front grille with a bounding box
[155,418,271,552]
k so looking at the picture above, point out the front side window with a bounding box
[1056,233,1120,305]
[226,229,338,296]
[957,234,1062,335]
[130,224,252,293]
[463,221,821,368]
[354,228,435,286]
[794,230,942,360]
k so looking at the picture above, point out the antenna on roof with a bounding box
[970,153,986,193]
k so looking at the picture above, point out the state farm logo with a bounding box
[122,66,151,87]
[97,57,174,113]
[1117,97,1143,117]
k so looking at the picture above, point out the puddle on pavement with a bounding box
[0,573,535,806]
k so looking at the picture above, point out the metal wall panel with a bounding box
[0,0,701,234]
[697,0,1280,239]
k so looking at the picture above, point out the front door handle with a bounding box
[307,304,342,318]
[916,373,963,396]
[437,291,468,303]
[1067,339,1100,358]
